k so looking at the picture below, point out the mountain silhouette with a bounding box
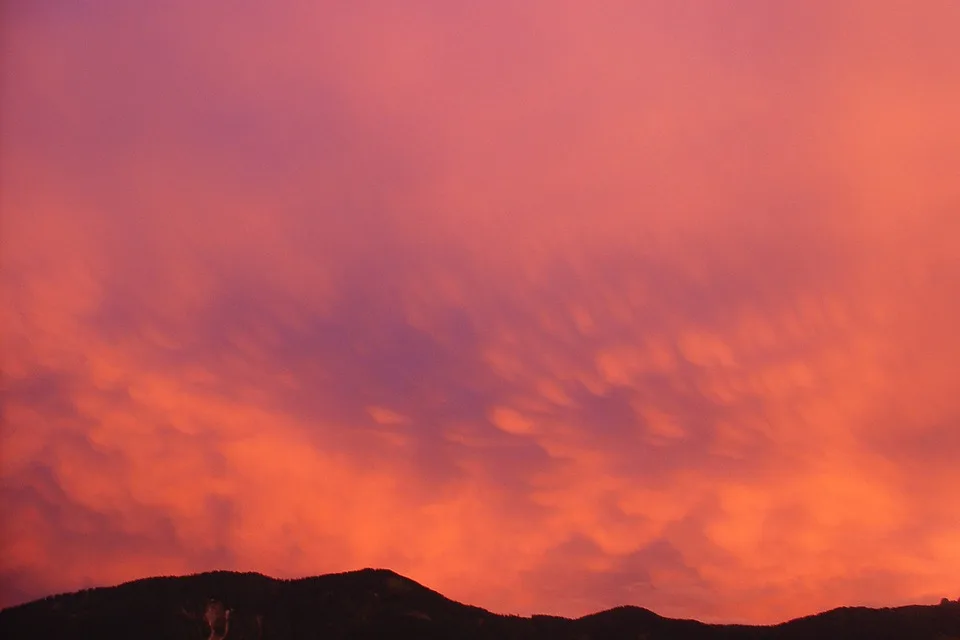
[1,568,958,639]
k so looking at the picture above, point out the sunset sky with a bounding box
[2,0,960,624]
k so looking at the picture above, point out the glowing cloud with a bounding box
[2,0,959,624]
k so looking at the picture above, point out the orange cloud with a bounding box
[2,0,959,625]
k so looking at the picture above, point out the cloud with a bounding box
[2,0,960,624]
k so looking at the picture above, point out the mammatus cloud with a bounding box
[2,0,959,624]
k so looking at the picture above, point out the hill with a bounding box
[1,568,958,639]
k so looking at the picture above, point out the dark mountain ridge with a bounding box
[1,568,958,639]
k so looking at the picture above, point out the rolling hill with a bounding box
[1,568,958,639]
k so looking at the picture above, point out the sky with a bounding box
[2,0,959,625]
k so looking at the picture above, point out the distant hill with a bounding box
[1,568,958,639]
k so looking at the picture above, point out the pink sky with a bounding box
[2,0,959,624]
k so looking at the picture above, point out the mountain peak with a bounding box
[1,569,958,639]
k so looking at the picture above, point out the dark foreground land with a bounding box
[1,568,958,640]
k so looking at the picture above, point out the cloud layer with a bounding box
[2,0,959,623]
